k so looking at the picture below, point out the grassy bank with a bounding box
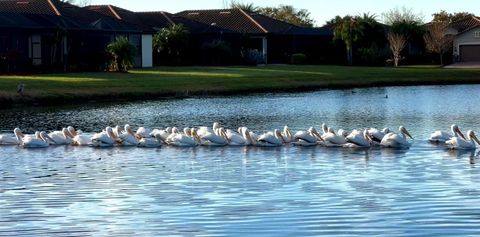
[1,65,479,107]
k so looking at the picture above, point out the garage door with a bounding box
[460,45,480,62]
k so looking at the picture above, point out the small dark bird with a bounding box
[385,94,388,99]
[16,83,24,96]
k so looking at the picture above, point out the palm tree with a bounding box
[333,16,362,65]
[107,36,137,72]
[230,1,258,12]
[153,24,190,65]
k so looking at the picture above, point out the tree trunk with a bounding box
[439,53,444,66]
[394,53,399,67]
[346,46,353,66]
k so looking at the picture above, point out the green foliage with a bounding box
[202,40,233,65]
[290,53,307,65]
[258,5,314,27]
[106,36,137,72]
[230,0,258,12]
[432,10,474,23]
[153,24,190,65]
[332,15,363,65]
[241,49,263,66]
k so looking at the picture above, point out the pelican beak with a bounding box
[472,133,480,145]
[313,130,324,141]
[404,128,414,140]
[455,127,466,140]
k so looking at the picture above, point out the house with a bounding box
[176,8,333,64]
[449,16,480,62]
[85,5,181,67]
[0,0,142,72]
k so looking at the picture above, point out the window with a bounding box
[29,35,41,65]
[475,31,480,38]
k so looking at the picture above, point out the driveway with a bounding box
[444,62,480,68]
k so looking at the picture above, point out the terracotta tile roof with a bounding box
[0,0,60,15]
[450,16,480,34]
[176,9,267,34]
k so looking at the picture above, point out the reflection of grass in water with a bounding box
[0,65,479,105]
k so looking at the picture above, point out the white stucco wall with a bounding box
[453,26,480,60]
[141,34,153,68]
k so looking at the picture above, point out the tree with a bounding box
[258,5,314,27]
[107,36,137,72]
[230,1,258,12]
[153,24,189,65]
[387,32,407,67]
[432,10,474,23]
[333,15,362,65]
[382,7,425,64]
[424,21,453,65]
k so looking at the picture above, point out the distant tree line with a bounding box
[327,7,473,66]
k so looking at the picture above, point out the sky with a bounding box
[87,0,480,26]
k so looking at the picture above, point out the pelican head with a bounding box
[67,126,77,137]
[40,131,56,144]
[321,123,328,133]
[213,122,220,131]
[451,124,466,139]
[62,127,73,138]
[399,126,413,139]
[337,129,348,137]
[166,127,172,133]
[467,130,480,145]
[308,127,323,141]
[171,127,179,134]
[327,127,335,135]
[184,127,192,136]
[382,127,390,134]
[274,129,286,144]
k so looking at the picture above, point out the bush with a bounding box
[241,49,263,66]
[107,36,137,72]
[202,40,232,65]
[290,53,307,65]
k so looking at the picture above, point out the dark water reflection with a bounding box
[1,85,480,236]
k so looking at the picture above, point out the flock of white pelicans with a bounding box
[0,123,479,150]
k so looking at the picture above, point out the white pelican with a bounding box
[380,126,414,148]
[91,126,118,147]
[368,127,390,143]
[344,129,371,148]
[150,127,172,142]
[429,124,465,143]
[166,128,200,147]
[199,127,229,146]
[293,127,321,146]
[21,131,55,148]
[135,127,151,139]
[256,129,285,147]
[225,128,247,146]
[49,128,73,145]
[138,134,164,148]
[320,127,346,147]
[0,129,21,145]
[118,124,139,146]
[445,130,480,150]
[197,122,220,137]
[282,126,294,143]
[67,126,82,136]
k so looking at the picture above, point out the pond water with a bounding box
[1,85,480,236]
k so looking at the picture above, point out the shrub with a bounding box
[202,40,232,65]
[291,53,307,65]
[241,49,263,66]
[107,36,137,72]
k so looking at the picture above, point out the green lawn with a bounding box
[1,65,479,106]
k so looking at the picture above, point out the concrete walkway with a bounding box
[444,62,480,68]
